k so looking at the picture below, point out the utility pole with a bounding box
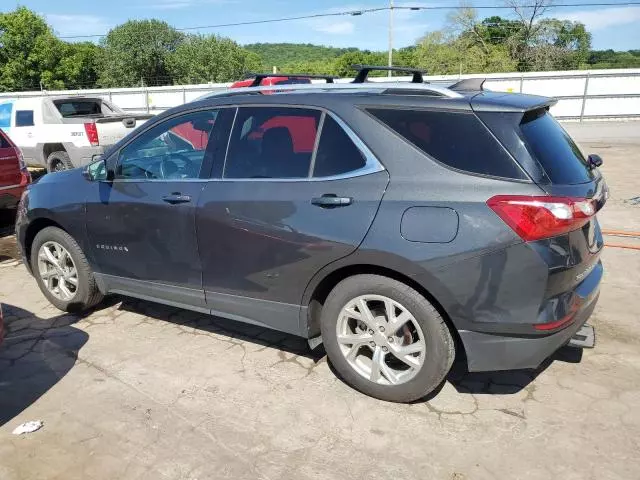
[388,0,394,77]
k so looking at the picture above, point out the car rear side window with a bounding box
[15,110,34,127]
[368,108,526,180]
[224,106,321,179]
[313,116,366,177]
[519,109,593,185]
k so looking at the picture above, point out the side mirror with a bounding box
[82,157,111,182]
[588,154,603,169]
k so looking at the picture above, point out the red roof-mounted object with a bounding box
[233,73,338,88]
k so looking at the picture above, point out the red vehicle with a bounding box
[230,73,336,89]
[0,128,31,210]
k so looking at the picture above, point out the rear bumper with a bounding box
[460,262,602,372]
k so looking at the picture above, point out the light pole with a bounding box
[388,0,394,77]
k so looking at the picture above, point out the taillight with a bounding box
[15,147,27,170]
[19,170,30,186]
[487,195,596,241]
[84,123,99,146]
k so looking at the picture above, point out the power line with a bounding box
[57,2,640,39]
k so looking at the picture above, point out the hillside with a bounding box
[243,43,359,69]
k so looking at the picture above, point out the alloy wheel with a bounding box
[37,241,78,301]
[336,295,426,385]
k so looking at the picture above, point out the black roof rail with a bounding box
[244,72,337,87]
[351,65,428,84]
[449,78,486,92]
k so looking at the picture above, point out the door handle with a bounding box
[311,194,352,208]
[162,193,192,204]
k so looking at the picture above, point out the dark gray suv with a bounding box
[16,78,606,402]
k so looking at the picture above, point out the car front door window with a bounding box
[117,110,218,180]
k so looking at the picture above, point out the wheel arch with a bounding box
[42,144,68,170]
[42,143,66,160]
[302,261,467,363]
[22,217,68,271]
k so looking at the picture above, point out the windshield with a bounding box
[520,109,594,185]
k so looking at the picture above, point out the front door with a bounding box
[197,106,388,334]
[86,108,223,308]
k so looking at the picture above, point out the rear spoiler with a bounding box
[244,72,337,87]
[351,65,428,84]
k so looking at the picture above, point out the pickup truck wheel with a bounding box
[31,226,104,312]
[47,151,73,173]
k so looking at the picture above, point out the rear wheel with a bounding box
[321,274,454,402]
[31,226,103,312]
[47,151,73,173]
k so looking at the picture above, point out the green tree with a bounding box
[0,7,66,91]
[168,35,261,84]
[55,42,102,89]
[245,43,357,70]
[587,50,640,69]
[98,20,184,87]
[279,60,338,76]
[332,51,387,78]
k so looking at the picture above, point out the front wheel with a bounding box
[321,274,455,402]
[31,226,103,312]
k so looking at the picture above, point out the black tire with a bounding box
[47,151,73,173]
[30,226,103,312]
[321,274,455,403]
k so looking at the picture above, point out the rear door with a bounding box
[517,109,606,294]
[480,108,607,298]
[196,105,388,335]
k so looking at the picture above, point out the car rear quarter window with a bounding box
[519,109,594,185]
[313,116,366,177]
[15,110,34,127]
[367,108,526,180]
[224,106,321,179]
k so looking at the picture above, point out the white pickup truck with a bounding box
[0,96,152,172]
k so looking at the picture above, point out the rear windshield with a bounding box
[54,100,105,118]
[368,108,526,179]
[520,109,594,185]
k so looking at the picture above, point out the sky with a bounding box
[7,0,640,51]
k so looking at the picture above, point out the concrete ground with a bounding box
[1,122,639,480]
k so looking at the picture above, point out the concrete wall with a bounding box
[1,68,639,120]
